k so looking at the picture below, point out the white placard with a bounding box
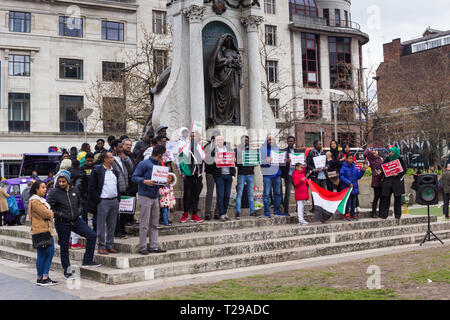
[313,155,326,169]
[289,153,305,165]
[151,165,170,185]
[270,151,286,165]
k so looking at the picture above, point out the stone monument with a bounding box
[151,0,276,146]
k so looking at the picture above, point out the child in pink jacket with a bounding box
[159,173,176,226]
[292,163,309,226]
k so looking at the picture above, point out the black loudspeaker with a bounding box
[415,174,439,205]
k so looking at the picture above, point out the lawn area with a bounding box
[407,206,448,220]
[110,245,450,300]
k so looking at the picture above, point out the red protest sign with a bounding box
[355,162,364,170]
[382,159,403,177]
[216,152,235,167]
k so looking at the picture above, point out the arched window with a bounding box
[289,0,319,18]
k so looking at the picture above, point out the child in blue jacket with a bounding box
[339,154,366,221]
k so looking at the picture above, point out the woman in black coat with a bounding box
[379,147,407,220]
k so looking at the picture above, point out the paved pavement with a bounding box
[0,272,79,300]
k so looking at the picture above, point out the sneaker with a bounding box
[180,212,189,223]
[344,214,351,221]
[82,261,101,268]
[138,249,149,255]
[351,215,358,221]
[149,247,167,253]
[36,278,42,285]
[264,214,272,218]
[64,272,73,279]
[275,213,289,217]
[220,215,227,222]
[72,243,85,249]
[235,215,240,220]
[370,214,378,219]
[39,278,58,286]
[164,222,172,227]
[298,220,309,226]
[191,214,203,223]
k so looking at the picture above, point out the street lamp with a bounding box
[328,89,346,144]
[77,108,94,143]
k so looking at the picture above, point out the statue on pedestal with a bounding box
[208,34,242,126]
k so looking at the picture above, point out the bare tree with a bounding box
[86,23,172,138]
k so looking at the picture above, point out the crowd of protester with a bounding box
[3,125,450,287]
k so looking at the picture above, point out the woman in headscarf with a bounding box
[379,146,407,221]
[326,140,342,191]
[364,147,384,218]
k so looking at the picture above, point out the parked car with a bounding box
[1,153,61,225]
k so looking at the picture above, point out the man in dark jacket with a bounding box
[122,138,138,225]
[47,171,100,278]
[111,139,129,239]
[132,145,167,255]
[204,135,219,220]
[87,151,121,255]
[79,152,95,224]
[306,140,327,213]
[235,135,257,219]
[94,138,106,155]
[280,136,301,215]
[133,130,154,160]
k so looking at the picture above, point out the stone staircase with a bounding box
[0,211,449,285]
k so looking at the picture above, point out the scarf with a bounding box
[388,146,401,161]
[29,194,51,210]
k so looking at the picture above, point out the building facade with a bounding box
[375,28,450,168]
[0,0,368,178]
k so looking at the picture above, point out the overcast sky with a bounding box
[351,0,450,69]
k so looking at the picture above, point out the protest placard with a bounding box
[119,196,136,214]
[151,165,170,184]
[382,159,403,177]
[270,151,286,165]
[289,153,305,165]
[313,155,327,169]
[242,149,261,166]
[217,152,235,167]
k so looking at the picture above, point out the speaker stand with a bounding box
[419,205,444,245]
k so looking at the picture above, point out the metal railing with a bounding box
[290,14,361,31]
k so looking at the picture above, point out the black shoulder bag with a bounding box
[30,201,53,249]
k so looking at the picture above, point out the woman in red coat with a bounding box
[292,162,309,225]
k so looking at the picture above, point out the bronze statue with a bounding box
[208,34,242,126]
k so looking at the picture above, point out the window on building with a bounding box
[301,33,320,87]
[102,61,125,82]
[304,99,322,120]
[329,37,352,89]
[265,25,277,46]
[269,99,280,118]
[266,60,278,83]
[444,37,450,45]
[264,0,276,14]
[8,93,30,132]
[331,101,355,122]
[335,9,341,27]
[289,0,318,18]
[323,9,329,26]
[337,132,356,147]
[59,58,83,80]
[9,11,31,33]
[153,50,168,75]
[102,21,124,41]
[305,132,320,147]
[344,10,349,27]
[412,42,427,53]
[60,95,84,132]
[429,39,442,49]
[59,16,83,37]
[103,97,126,133]
[152,11,167,34]
[8,54,30,76]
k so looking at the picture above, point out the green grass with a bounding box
[153,281,398,300]
[406,207,447,220]
[407,268,450,284]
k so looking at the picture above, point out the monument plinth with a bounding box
[152,0,276,142]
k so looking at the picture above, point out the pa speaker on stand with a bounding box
[415,174,444,245]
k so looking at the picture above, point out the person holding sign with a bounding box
[235,135,257,219]
[212,136,236,221]
[325,140,343,192]
[306,140,327,212]
[131,145,167,255]
[379,147,406,220]
[260,135,285,217]
[280,136,302,215]
[339,154,366,221]
[364,148,384,219]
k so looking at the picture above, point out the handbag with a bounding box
[327,171,338,179]
[30,201,53,249]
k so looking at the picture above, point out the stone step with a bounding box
[0,229,448,285]
[125,210,394,236]
[0,218,447,269]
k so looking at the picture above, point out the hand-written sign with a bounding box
[289,153,305,165]
[217,152,235,167]
[162,150,174,163]
[270,151,286,165]
[151,165,170,184]
[242,150,260,166]
[382,159,403,177]
[355,162,364,170]
[119,196,136,214]
[313,155,326,169]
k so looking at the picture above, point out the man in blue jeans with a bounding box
[235,135,257,219]
[47,171,101,279]
[260,135,286,217]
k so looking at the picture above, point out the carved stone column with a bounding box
[183,5,206,127]
[241,15,264,132]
